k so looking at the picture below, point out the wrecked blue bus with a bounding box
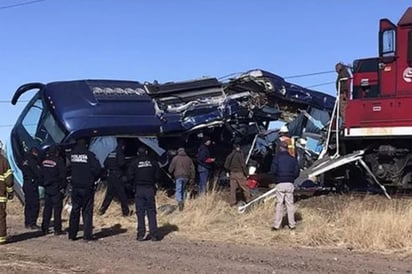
[7,69,335,200]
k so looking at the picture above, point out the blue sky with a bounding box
[0,0,410,144]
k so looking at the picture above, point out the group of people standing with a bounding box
[20,138,162,243]
[223,126,300,231]
[21,139,102,240]
[1,128,300,244]
[22,145,69,235]
[168,131,299,232]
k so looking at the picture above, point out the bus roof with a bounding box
[42,79,162,140]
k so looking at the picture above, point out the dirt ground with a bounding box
[1,199,411,274]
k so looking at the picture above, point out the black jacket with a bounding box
[269,151,299,183]
[104,146,126,177]
[22,153,42,188]
[128,155,159,187]
[42,155,67,195]
[69,144,101,189]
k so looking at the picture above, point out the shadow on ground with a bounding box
[94,223,128,239]
[158,223,179,238]
[7,230,44,243]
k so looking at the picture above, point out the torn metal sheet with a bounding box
[294,150,365,187]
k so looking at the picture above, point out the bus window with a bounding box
[42,112,65,143]
[21,99,43,142]
[18,98,66,150]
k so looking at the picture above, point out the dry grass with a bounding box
[90,188,412,254]
[10,188,412,254]
[155,192,412,254]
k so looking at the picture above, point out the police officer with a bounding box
[0,153,14,244]
[68,139,101,241]
[98,141,130,216]
[41,145,67,235]
[128,146,161,241]
[22,147,42,230]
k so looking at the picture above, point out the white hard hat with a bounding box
[279,125,289,133]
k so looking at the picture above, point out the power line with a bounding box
[284,70,335,79]
[0,0,47,10]
[305,81,336,88]
[0,100,29,103]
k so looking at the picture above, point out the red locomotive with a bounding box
[343,7,412,189]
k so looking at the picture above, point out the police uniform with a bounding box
[41,146,67,235]
[99,145,129,216]
[0,154,13,244]
[128,147,160,241]
[68,139,101,241]
[22,148,42,229]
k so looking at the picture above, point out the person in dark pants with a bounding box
[196,136,214,195]
[128,146,161,241]
[22,147,42,230]
[68,139,101,241]
[41,145,67,235]
[99,142,130,216]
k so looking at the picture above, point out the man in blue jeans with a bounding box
[196,136,214,195]
[168,147,195,211]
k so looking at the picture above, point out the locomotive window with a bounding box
[382,29,396,57]
[353,59,378,73]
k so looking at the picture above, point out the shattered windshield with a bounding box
[21,98,66,149]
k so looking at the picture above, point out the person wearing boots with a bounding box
[224,143,251,206]
[128,146,161,241]
[68,139,101,241]
[22,147,42,230]
[99,141,130,217]
[0,152,14,244]
[168,147,195,211]
[270,141,300,231]
[41,145,67,235]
